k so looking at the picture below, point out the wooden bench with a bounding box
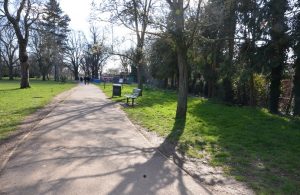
[125,88,141,106]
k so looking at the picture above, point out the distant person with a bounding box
[80,77,83,83]
[87,76,90,85]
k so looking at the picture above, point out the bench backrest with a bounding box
[132,88,141,97]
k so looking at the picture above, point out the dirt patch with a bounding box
[0,86,78,172]
[118,110,255,195]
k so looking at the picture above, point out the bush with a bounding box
[254,74,268,107]
[60,75,67,83]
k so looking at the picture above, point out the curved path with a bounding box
[0,84,210,195]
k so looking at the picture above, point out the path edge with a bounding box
[0,85,78,173]
[97,86,255,195]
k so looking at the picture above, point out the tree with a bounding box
[95,0,156,90]
[165,0,202,118]
[79,27,110,79]
[65,30,85,80]
[88,26,109,79]
[0,16,4,80]
[148,35,177,88]
[118,47,137,81]
[41,0,70,81]
[235,0,265,106]
[120,53,130,75]
[0,25,18,80]
[221,0,237,103]
[292,2,300,116]
[3,0,40,88]
[267,0,289,114]
[31,29,55,80]
[0,47,3,80]
[194,0,223,98]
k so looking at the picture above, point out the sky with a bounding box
[59,0,134,71]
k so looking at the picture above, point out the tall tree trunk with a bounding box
[8,63,13,80]
[74,67,79,81]
[164,78,168,89]
[268,0,288,114]
[91,64,96,79]
[223,0,237,103]
[54,64,59,81]
[207,80,212,98]
[209,43,219,98]
[191,75,196,95]
[171,75,175,89]
[249,73,255,106]
[42,73,46,81]
[170,0,188,119]
[136,45,144,92]
[269,64,283,113]
[293,58,300,116]
[293,7,300,116]
[19,42,30,88]
[0,62,2,80]
[176,46,188,119]
[93,67,99,79]
[223,77,233,102]
[0,53,2,80]
[137,64,144,89]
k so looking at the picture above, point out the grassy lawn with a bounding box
[0,79,76,140]
[99,83,300,194]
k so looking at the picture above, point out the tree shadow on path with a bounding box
[108,117,211,195]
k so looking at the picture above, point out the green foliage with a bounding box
[0,79,75,139]
[148,36,177,81]
[42,0,70,48]
[292,2,300,116]
[234,73,268,106]
[99,83,300,194]
[254,74,268,106]
[60,75,68,83]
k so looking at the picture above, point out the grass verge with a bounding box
[0,79,76,139]
[99,83,300,194]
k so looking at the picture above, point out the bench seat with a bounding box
[125,88,141,106]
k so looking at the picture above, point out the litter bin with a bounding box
[112,84,122,97]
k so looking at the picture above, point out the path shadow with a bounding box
[1,94,210,194]
[2,144,157,194]
[2,117,210,194]
[107,117,211,195]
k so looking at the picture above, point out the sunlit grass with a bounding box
[99,83,300,194]
[0,79,76,139]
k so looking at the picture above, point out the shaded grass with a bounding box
[99,83,300,194]
[0,79,76,139]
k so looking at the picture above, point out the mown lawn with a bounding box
[99,83,300,194]
[0,79,76,139]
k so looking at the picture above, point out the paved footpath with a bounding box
[0,85,210,195]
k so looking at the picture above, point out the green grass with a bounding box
[99,83,300,194]
[0,79,76,139]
